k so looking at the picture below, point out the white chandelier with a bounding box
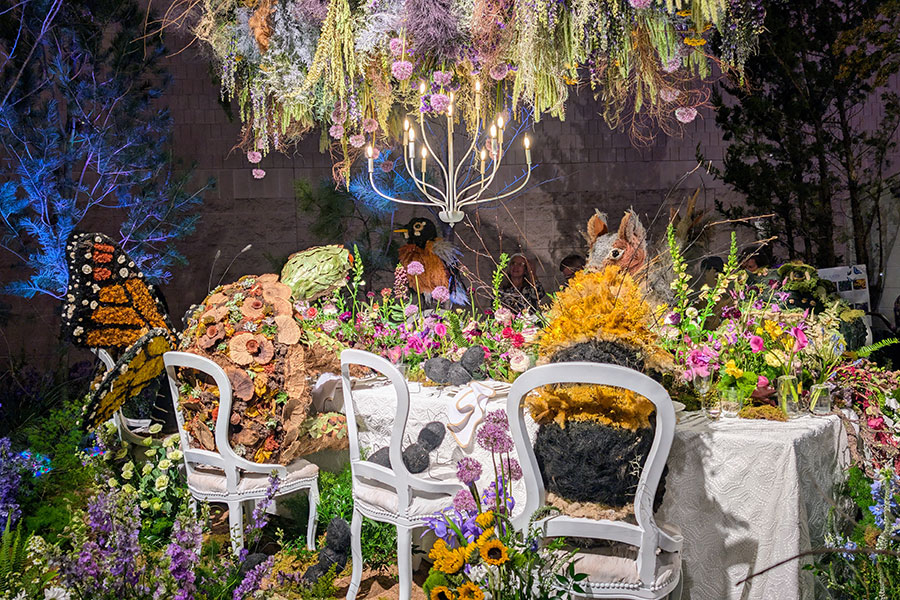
[366,81,533,226]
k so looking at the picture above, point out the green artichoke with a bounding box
[280,245,352,301]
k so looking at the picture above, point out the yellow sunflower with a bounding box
[476,527,494,547]
[458,582,485,600]
[480,539,510,566]
[430,586,456,600]
[429,540,466,574]
[475,511,494,528]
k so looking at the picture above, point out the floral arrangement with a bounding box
[192,0,766,173]
[297,256,541,382]
[179,273,349,464]
[422,410,585,600]
[0,438,51,527]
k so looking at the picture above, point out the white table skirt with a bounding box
[330,379,849,599]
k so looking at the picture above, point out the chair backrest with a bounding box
[507,361,676,586]
[163,351,286,494]
[340,349,417,516]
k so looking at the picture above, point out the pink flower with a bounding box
[429,93,450,113]
[349,134,366,148]
[391,60,414,81]
[683,345,718,380]
[247,150,262,164]
[380,159,394,173]
[434,323,447,337]
[389,37,404,57]
[305,306,318,319]
[508,349,530,372]
[489,63,509,81]
[431,285,450,302]
[494,307,514,325]
[660,88,680,102]
[749,335,765,353]
[629,0,652,8]
[252,168,266,179]
[757,375,769,388]
[386,346,403,363]
[329,124,345,139]
[362,118,379,133]
[663,57,681,73]
[675,107,698,123]
[406,261,425,276]
[380,287,392,298]
[322,319,339,333]
[433,70,452,87]
[789,327,809,351]
[404,304,419,318]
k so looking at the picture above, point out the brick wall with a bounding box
[2,42,898,365]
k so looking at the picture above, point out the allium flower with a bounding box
[489,63,509,80]
[389,37,404,56]
[246,150,262,164]
[329,124,345,139]
[429,93,451,113]
[663,57,681,73]
[483,410,509,430]
[675,107,698,123]
[456,457,482,485]
[404,304,419,318]
[407,261,425,276]
[453,488,477,512]
[502,457,523,481]
[349,134,366,148]
[476,423,514,453]
[391,60,414,80]
[322,319,339,333]
[432,285,451,302]
[362,118,379,133]
[629,0,652,7]
[252,168,266,179]
[660,88,680,102]
[381,159,394,173]
[433,70,452,86]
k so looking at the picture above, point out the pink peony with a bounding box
[349,134,366,148]
[675,107,698,123]
[429,93,451,113]
[749,335,765,353]
[489,63,509,81]
[406,261,425,276]
[247,150,262,164]
[629,0,652,8]
[391,60,414,81]
[389,37,404,57]
[252,168,266,179]
[329,124,345,139]
[362,118,379,133]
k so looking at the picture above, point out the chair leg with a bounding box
[346,506,363,600]
[668,566,684,600]
[397,525,413,600]
[306,481,319,551]
[227,500,244,556]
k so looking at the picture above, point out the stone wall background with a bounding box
[2,33,899,366]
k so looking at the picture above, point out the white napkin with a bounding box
[445,381,497,450]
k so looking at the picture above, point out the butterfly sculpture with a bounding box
[61,232,176,431]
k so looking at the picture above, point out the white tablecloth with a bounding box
[333,380,849,599]
[657,412,849,600]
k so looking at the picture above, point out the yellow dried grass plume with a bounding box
[526,384,655,431]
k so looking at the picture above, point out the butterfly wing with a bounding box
[82,328,175,431]
[62,233,172,351]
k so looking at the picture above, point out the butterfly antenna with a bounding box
[207,249,222,293]
[215,244,253,290]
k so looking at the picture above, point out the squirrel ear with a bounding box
[587,212,608,244]
[618,210,646,245]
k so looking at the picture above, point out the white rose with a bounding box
[494,307,514,325]
[508,350,531,373]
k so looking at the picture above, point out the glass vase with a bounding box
[809,383,832,415]
[701,394,721,420]
[778,375,801,418]
[721,388,742,418]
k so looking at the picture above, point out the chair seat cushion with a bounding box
[565,543,681,591]
[354,477,453,518]
[187,459,318,498]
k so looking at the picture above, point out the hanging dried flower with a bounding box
[380,159,394,173]
[388,37,404,56]
[659,88,680,102]
[629,0,652,8]
[329,124,345,139]
[252,168,266,179]
[489,63,509,81]
[433,70,452,87]
[675,106,698,123]
[362,118,379,133]
[247,150,262,163]
[430,93,450,113]
[349,134,366,148]
[391,60,414,80]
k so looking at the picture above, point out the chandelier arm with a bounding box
[453,133,479,188]
[368,171,443,207]
[458,167,532,207]
[402,148,448,201]
[457,151,502,198]
[418,122,450,185]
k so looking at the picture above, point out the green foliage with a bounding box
[855,338,899,359]
[0,517,27,589]
[492,253,510,311]
[300,564,340,599]
[315,465,397,572]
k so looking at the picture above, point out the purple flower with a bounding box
[362,118,379,133]
[721,306,742,319]
[246,150,262,164]
[391,60,414,81]
[456,457,483,485]
[404,304,419,318]
[339,311,352,322]
[252,168,266,179]
[0,438,27,524]
[452,489,477,512]
[663,311,681,326]
[232,555,274,600]
[429,93,450,113]
[432,285,450,302]
[675,107,698,123]
[483,410,509,431]
[433,70,452,86]
[629,0,652,8]
[489,63,509,80]
[329,124,345,139]
[389,37,404,56]
[407,261,425,276]
[502,457,523,481]
[663,57,681,73]
[380,159,394,173]
[476,423,514,453]
[349,134,366,148]
[166,517,202,600]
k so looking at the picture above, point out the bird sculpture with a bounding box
[395,217,467,304]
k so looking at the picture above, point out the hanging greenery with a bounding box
[192,0,766,174]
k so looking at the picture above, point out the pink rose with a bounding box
[749,335,764,353]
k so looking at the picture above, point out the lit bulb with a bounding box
[367,145,373,157]
[475,80,482,92]
[404,119,410,131]
[450,91,455,102]
[490,124,497,138]
[497,115,505,129]
[447,103,453,117]
[419,81,426,95]
[409,128,415,141]
[523,136,530,149]
[421,146,427,159]
[480,149,487,161]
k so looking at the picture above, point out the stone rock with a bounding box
[460,346,485,373]
[448,363,473,386]
[237,552,269,579]
[402,442,430,474]
[417,421,445,452]
[368,446,391,468]
[424,357,453,384]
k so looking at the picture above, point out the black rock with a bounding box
[424,357,453,384]
[368,446,391,468]
[448,362,473,386]
[548,340,644,372]
[402,442,430,473]
[460,346,485,373]
[237,552,269,579]
[417,421,446,452]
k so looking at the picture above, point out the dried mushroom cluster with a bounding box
[179,274,347,464]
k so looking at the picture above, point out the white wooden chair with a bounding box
[340,349,462,600]
[508,362,684,600]
[92,348,153,445]
[163,351,319,555]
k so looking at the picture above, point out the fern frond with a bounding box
[855,337,899,359]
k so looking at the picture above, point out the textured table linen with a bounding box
[657,413,849,600]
